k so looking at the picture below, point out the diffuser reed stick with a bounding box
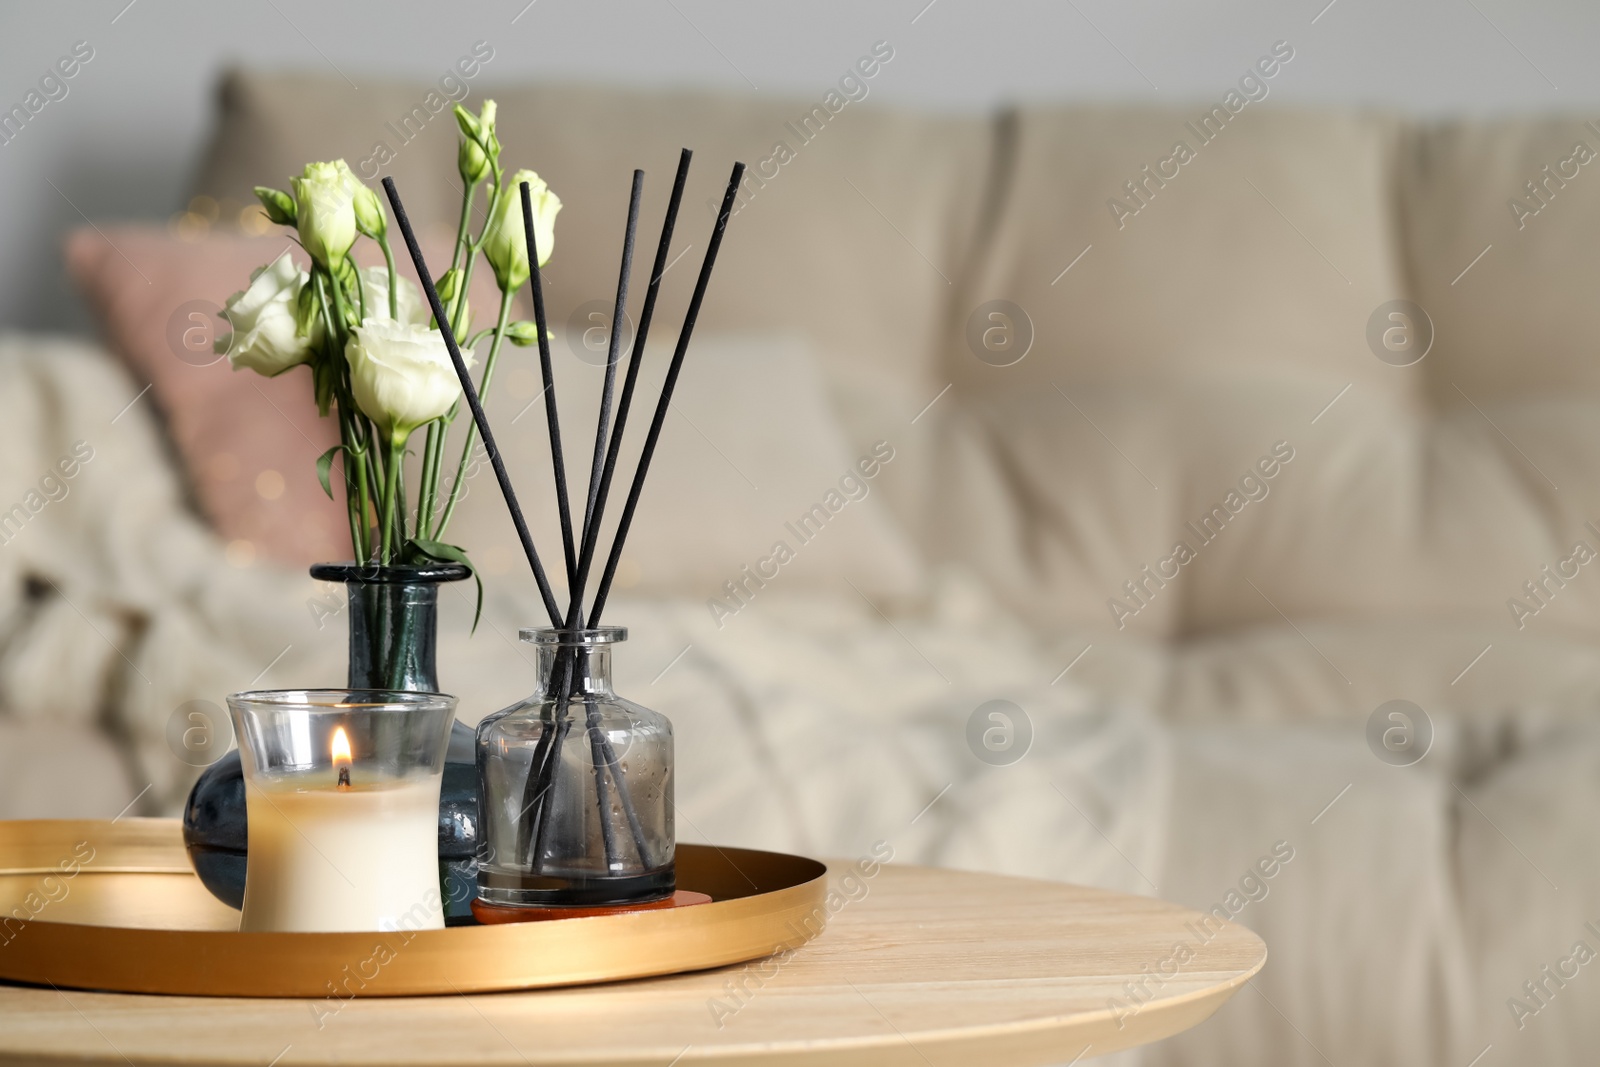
[520,181,578,588]
[588,149,693,598]
[588,161,748,626]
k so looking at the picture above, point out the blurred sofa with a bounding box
[7,67,1600,1065]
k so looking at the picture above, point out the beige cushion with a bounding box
[930,106,1421,634]
[953,105,1408,390]
[1152,725,1474,1067]
[922,105,1600,643]
[1456,722,1600,1064]
[1402,117,1600,402]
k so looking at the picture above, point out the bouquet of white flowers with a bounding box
[218,100,559,592]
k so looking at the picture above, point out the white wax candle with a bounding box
[239,772,444,933]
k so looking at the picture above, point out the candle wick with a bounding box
[337,765,351,790]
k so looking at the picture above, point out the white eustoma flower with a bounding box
[360,267,428,326]
[483,169,561,293]
[346,318,469,440]
[292,160,359,268]
[218,250,319,375]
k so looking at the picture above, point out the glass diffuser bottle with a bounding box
[476,627,674,907]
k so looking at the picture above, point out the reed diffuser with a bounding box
[382,151,745,910]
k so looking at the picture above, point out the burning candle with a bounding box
[228,690,457,933]
[333,726,353,790]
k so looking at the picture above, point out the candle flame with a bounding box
[331,727,352,790]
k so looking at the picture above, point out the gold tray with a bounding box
[0,819,828,998]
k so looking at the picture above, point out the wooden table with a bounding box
[0,823,1264,1066]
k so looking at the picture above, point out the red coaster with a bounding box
[471,890,713,925]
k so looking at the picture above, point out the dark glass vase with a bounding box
[183,562,479,923]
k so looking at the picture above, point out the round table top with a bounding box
[0,828,1265,1067]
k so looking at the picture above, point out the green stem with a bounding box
[346,415,373,564]
[336,410,363,561]
[451,169,501,339]
[316,272,369,562]
[329,269,354,339]
[330,278,388,561]
[396,437,409,546]
[434,288,515,541]
[366,416,385,555]
[445,184,475,330]
[380,233,399,319]
[448,185,474,278]
[380,433,405,564]
[417,421,442,539]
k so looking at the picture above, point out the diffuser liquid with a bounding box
[477,861,676,907]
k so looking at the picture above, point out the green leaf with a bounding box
[407,538,483,633]
[504,321,549,347]
[315,445,347,500]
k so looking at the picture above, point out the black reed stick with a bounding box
[578,169,645,568]
[381,177,563,628]
[520,181,578,589]
[587,161,747,626]
[582,149,693,605]
[513,180,575,857]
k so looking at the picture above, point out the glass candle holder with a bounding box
[476,628,674,908]
[228,689,457,933]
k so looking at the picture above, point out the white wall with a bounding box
[0,0,1594,331]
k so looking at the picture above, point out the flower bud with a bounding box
[453,100,499,185]
[253,186,296,226]
[291,161,359,269]
[431,268,471,329]
[503,321,548,347]
[482,170,561,293]
[458,138,490,185]
[350,179,386,239]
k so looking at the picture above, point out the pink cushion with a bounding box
[66,225,500,567]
